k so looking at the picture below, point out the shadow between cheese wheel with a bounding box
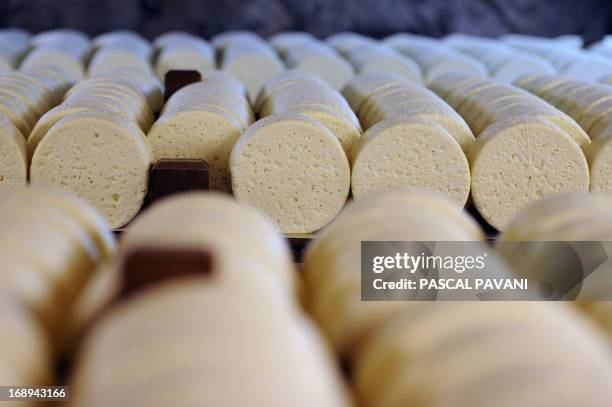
[30,111,154,229]
[468,117,589,231]
[230,114,351,234]
[350,118,470,207]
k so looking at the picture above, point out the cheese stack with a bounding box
[30,77,155,229]
[342,72,472,206]
[429,73,590,231]
[498,192,612,287]
[21,29,89,82]
[517,74,612,194]
[498,192,612,338]
[0,68,75,185]
[87,31,163,112]
[0,28,30,74]
[65,192,296,347]
[215,32,284,102]
[302,189,485,356]
[0,184,115,345]
[69,282,351,407]
[68,192,350,406]
[327,32,421,82]
[384,34,487,83]
[231,72,353,233]
[88,31,152,76]
[0,296,52,395]
[445,34,556,82]
[147,74,253,191]
[256,70,361,154]
[153,32,215,80]
[270,32,354,91]
[504,37,612,82]
[354,302,612,407]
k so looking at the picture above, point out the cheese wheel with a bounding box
[282,41,354,90]
[342,71,408,112]
[154,39,215,79]
[93,67,163,112]
[148,107,243,191]
[351,118,470,206]
[499,192,612,242]
[257,70,332,102]
[70,281,350,407]
[0,112,27,185]
[0,296,52,387]
[230,114,350,233]
[0,89,37,135]
[120,192,297,296]
[0,184,116,259]
[20,48,84,82]
[88,48,151,76]
[356,302,612,407]
[221,38,284,101]
[287,104,360,156]
[586,130,612,194]
[469,117,589,231]
[30,111,153,229]
[28,105,89,151]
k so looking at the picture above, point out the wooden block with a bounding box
[119,247,214,300]
[164,69,202,101]
[149,159,210,204]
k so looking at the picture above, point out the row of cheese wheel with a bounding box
[430,73,591,231]
[343,71,472,206]
[0,67,74,184]
[213,32,284,102]
[445,34,556,82]
[384,34,488,83]
[67,193,351,406]
[29,77,155,229]
[153,31,215,80]
[328,33,422,82]
[497,192,612,341]
[0,185,115,394]
[230,71,359,233]
[301,188,612,407]
[21,30,89,82]
[148,73,253,191]
[269,32,355,91]
[504,35,612,82]
[497,192,612,300]
[518,74,612,194]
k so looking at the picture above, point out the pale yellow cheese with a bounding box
[30,111,153,229]
[230,114,350,234]
[351,118,470,206]
[468,117,589,231]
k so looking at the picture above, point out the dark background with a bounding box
[1,0,611,43]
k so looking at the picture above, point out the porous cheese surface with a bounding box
[230,114,350,233]
[30,111,153,229]
[469,117,589,231]
[0,113,27,185]
[351,118,470,206]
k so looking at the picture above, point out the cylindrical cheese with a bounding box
[230,114,350,234]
